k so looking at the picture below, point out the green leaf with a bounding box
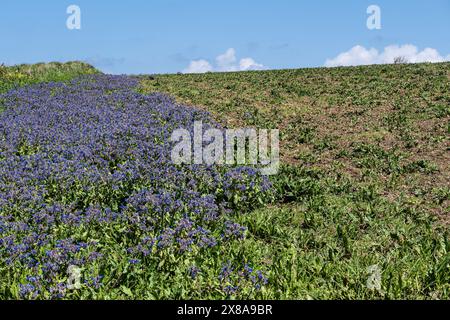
[121,286,133,297]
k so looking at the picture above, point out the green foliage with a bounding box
[271,165,322,203]
[135,62,450,299]
[1,62,448,300]
[350,143,402,174]
[233,186,450,299]
[0,61,99,94]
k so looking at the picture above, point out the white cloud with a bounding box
[381,45,446,64]
[325,44,450,67]
[183,48,266,73]
[182,59,213,74]
[216,48,238,71]
[239,58,265,71]
[325,45,378,67]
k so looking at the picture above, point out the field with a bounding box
[0,62,449,299]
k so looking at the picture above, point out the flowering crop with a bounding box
[0,75,272,299]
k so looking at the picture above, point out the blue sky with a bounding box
[1,0,449,74]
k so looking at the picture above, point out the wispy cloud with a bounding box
[325,44,450,67]
[183,48,266,74]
